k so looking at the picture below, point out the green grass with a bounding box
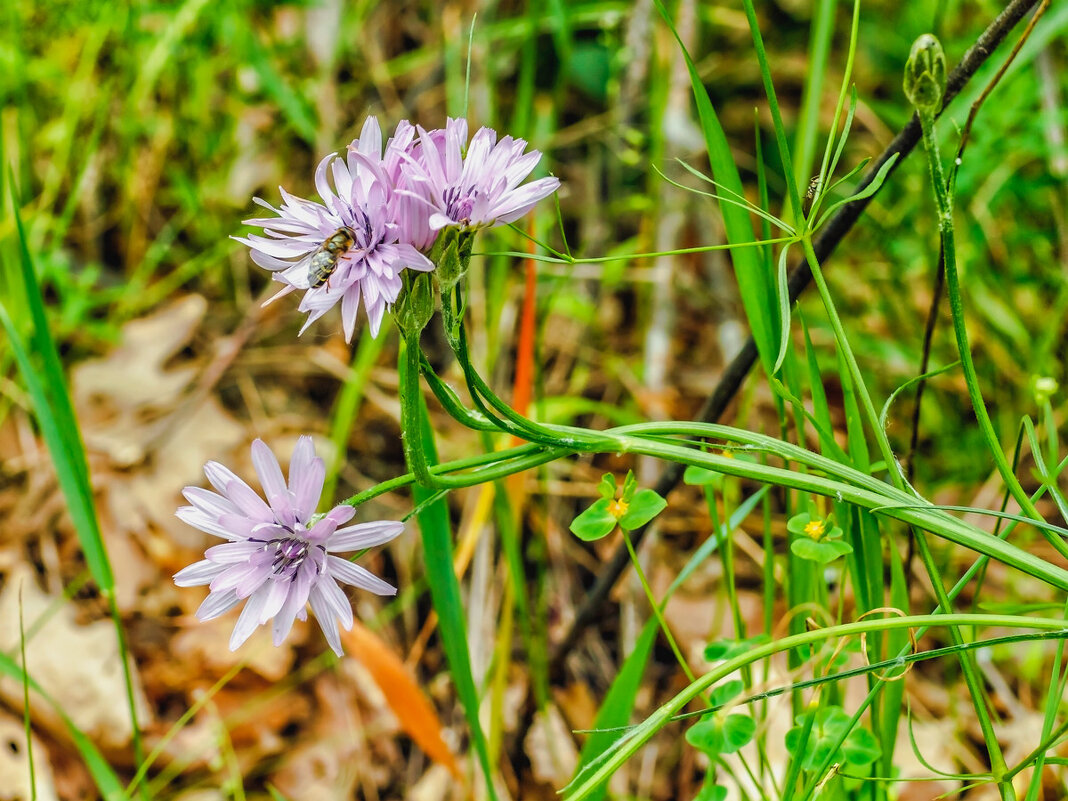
[3,0,1068,798]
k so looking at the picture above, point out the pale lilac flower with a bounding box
[173,437,402,656]
[235,117,433,340]
[404,117,560,232]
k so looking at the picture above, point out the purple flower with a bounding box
[404,117,561,233]
[173,437,402,656]
[236,117,433,340]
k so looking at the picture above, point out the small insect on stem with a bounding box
[308,226,357,289]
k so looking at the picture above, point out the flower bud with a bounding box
[1033,375,1059,406]
[903,34,947,114]
[394,270,436,338]
[433,228,475,295]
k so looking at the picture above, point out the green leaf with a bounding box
[683,465,723,487]
[618,489,667,531]
[686,711,755,755]
[694,783,728,801]
[622,470,638,502]
[709,679,744,707]
[842,725,881,766]
[791,538,854,564]
[597,472,617,500]
[400,342,499,800]
[570,498,618,541]
[784,707,881,771]
[704,634,771,662]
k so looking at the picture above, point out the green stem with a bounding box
[398,336,464,489]
[916,107,1068,561]
[563,613,1068,801]
[800,233,1012,797]
[622,529,699,686]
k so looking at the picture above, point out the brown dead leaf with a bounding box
[170,615,298,683]
[70,295,245,612]
[524,704,579,787]
[342,620,462,781]
[0,712,59,801]
[0,566,152,753]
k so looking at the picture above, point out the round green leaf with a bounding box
[570,498,617,541]
[619,488,667,530]
[721,714,756,753]
[683,465,723,487]
[791,538,853,564]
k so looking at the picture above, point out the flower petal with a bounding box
[173,559,226,587]
[327,555,397,596]
[327,520,404,552]
[196,589,242,621]
[229,584,270,650]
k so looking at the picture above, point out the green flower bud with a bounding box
[394,270,435,338]
[1033,375,1059,406]
[433,228,476,295]
[903,34,947,114]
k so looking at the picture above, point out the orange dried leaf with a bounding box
[342,621,462,781]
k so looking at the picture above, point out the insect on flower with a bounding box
[307,226,357,289]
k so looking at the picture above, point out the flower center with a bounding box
[443,186,478,223]
[265,536,315,579]
[803,520,826,539]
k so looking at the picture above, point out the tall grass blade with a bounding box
[653,0,780,375]
[399,340,499,799]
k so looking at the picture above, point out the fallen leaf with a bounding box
[342,620,462,781]
[0,566,151,753]
[524,704,579,786]
[0,712,59,801]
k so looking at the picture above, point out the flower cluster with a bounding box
[236,116,560,340]
[174,438,402,655]
[176,117,559,656]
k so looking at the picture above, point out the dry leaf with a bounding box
[524,704,579,786]
[342,620,462,781]
[0,712,59,801]
[0,566,152,752]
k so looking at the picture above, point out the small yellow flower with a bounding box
[608,498,629,518]
[803,519,826,539]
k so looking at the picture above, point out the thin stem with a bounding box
[916,107,1068,561]
[563,613,1068,801]
[800,233,1013,796]
[622,529,698,686]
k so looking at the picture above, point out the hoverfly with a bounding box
[308,226,357,289]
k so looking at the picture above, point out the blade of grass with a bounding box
[399,339,499,800]
[653,0,780,375]
[1,186,145,789]
[0,652,124,801]
[792,0,838,189]
[18,589,36,801]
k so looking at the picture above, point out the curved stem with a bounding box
[916,108,1068,560]
[563,613,1068,801]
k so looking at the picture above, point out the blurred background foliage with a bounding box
[1,0,1067,796]
[2,0,1064,493]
